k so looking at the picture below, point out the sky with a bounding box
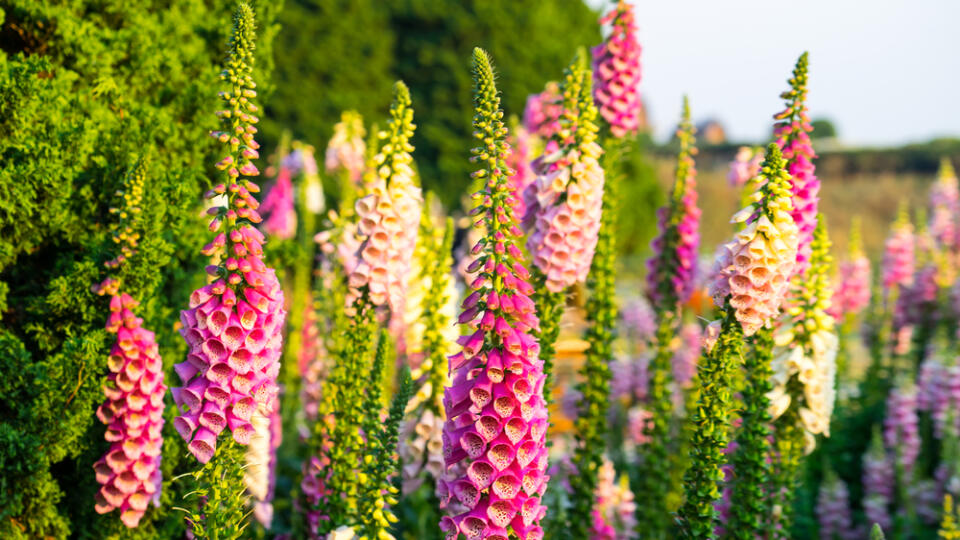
[603,0,960,146]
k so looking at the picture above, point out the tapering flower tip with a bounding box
[260,163,297,239]
[346,80,422,325]
[524,53,605,293]
[773,52,819,275]
[104,159,147,270]
[523,81,563,141]
[439,50,548,540]
[708,143,798,335]
[646,96,700,309]
[881,205,915,292]
[862,429,894,532]
[929,157,959,250]
[591,0,643,137]
[326,110,367,183]
[727,147,764,188]
[591,458,638,539]
[94,296,166,527]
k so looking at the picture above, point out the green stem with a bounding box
[679,304,743,538]
[635,311,675,539]
[727,327,774,539]
[187,438,249,540]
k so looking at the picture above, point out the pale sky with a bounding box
[603,0,960,145]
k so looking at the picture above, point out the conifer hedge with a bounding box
[0,2,279,537]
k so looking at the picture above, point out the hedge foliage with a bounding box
[0,1,280,537]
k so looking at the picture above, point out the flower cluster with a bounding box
[325,110,367,184]
[438,49,548,540]
[524,52,605,293]
[863,429,894,532]
[727,146,763,188]
[522,81,563,141]
[769,219,837,446]
[919,352,960,439]
[260,160,297,239]
[773,52,819,274]
[93,292,166,528]
[591,0,643,137]
[173,8,287,464]
[708,143,799,336]
[590,458,638,539]
[830,218,872,319]
[646,96,700,309]
[345,82,422,340]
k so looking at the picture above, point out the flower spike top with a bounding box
[172,3,287,464]
[830,217,872,319]
[929,157,958,251]
[346,82,423,341]
[646,96,701,310]
[325,110,367,184]
[591,0,643,137]
[881,204,915,294]
[524,50,605,293]
[438,48,548,540]
[92,160,166,528]
[708,143,799,336]
[773,52,819,275]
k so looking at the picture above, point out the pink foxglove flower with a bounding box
[773,52,819,274]
[173,28,287,462]
[830,238,872,320]
[93,291,166,528]
[261,163,297,240]
[523,82,563,141]
[525,60,605,293]
[882,210,915,294]
[591,0,643,137]
[727,147,763,188]
[325,111,366,184]
[930,158,959,251]
[439,49,548,540]
[590,458,638,540]
[345,83,422,351]
[646,97,700,308]
[708,144,799,336]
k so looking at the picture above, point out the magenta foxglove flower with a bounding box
[507,126,536,219]
[522,82,563,141]
[817,472,855,540]
[727,147,763,188]
[591,0,643,138]
[830,257,871,320]
[93,292,166,528]
[773,52,819,275]
[646,98,699,309]
[439,52,548,540]
[174,41,287,462]
[261,164,297,240]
